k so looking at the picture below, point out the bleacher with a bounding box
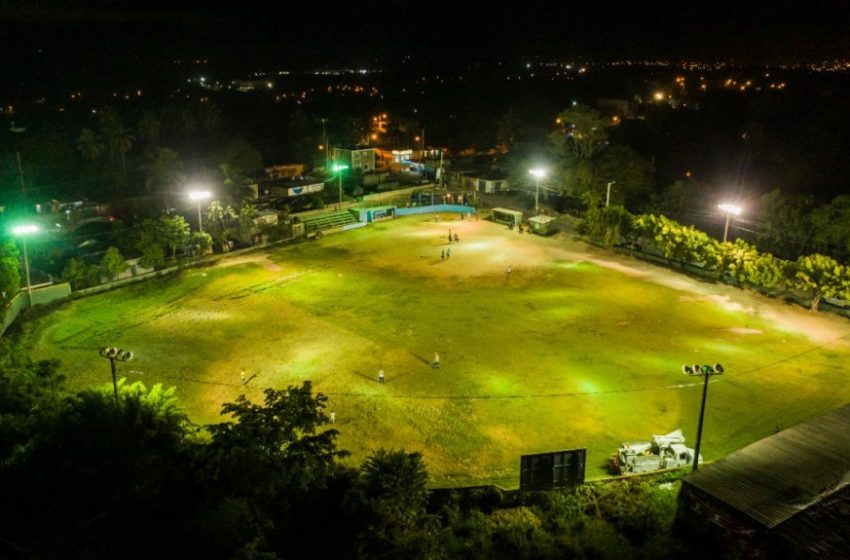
[302,210,358,234]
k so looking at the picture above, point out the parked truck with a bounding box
[608,430,701,475]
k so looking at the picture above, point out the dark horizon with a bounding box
[3,0,850,73]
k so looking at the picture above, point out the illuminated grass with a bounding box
[22,216,850,486]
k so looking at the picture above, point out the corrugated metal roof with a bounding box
[773,485,850,557]
[683,404,850,528]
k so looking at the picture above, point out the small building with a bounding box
[330,146,376,173]
[264,164,305,180]
[258,176,325,200]
[528,215,557,236]
[491,207,523,226]
[448,169,509,193]
[678,404,850,559]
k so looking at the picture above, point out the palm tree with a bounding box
[98,106,121,165]
[197,101,222,133]
[137,111,162,151]
[76,129,104,162]
[141,148,184,192]
[179,108,197,138]
[114,125,135,176]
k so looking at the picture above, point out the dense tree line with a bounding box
[580,207,850,311]
[0,342,702,559]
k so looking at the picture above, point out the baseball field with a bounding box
[22,214,850,486]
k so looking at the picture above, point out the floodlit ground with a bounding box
[22,215,850,486]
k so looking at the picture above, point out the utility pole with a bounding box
[321,118,328,172]
[16,151,26,199]
[606,181,615,207]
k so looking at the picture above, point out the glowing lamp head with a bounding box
[189,190,212,201]
[654,91,666,101]
[529,168,547,179]
[12,224,38,236]
[332,163,349,172]
[718,203,742,215]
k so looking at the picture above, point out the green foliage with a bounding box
[203,382,346,499]
[76,128,104,162]
[550,104,610,160]
[592,145,655,209]
[62,257,100,289]
[713,240,787,289]
[792,253,850,311]
[99,246,128,281]
[0,379,196,557]
[236,203,259,243]
[136,219,167,269]
[141,147,184,192]
[191,231,213,256]
[634,214,716,269]
[653,179,703,217]
[220,137,263,182]
[810,195,850,257]
[0,238,21,302]
[579,204,635,247]
[206,200,238,252]
[756,190,815,258]
[488,506,548,559]
[352,449,438,560]
[159,215,191,258]
[137,110,162,151]
[0,339,66,459]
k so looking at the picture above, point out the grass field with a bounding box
[21,215,850,486]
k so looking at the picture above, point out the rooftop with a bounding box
[684,404,850,529]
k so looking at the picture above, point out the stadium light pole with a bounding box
[189,190,212,233]
[99,347,134,406]
[718,203,742,243]
[11,224,38,306]
[682,363,725,471]
[332,163,349,206]
[529,168,547,214]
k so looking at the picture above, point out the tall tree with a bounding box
[204,201,238,252]
[97,106,122,166]
[114,125,135,176]
[141,148,184,192]
[99,247,128,281]
[550,104,610,160]
[792,253,850,311]
[0,238,21,303]
[137,111,162,152]
[158,216,190,258]
[591,145,655,210]
[756,190,815,259]
[76,128,104,162]
[203,383,344,496]
[197,101,222,133]
[351,449,437,560]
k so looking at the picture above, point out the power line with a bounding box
[137,330,850,400]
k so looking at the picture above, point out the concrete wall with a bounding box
[396,204,474,217]
[1,283,72,336]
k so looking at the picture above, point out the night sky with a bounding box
[2,0,850,74]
